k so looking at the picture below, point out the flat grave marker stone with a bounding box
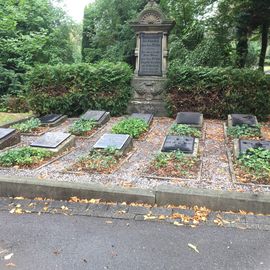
[161,135,196,155]
[0,128,20,150]
[176,112,203,128]
[130,113,154,125]
[31,132,75,153]
[80,110,110,126]
[39,114,67,127]
[93,134,133,154]
[239,140,270,155]
[229,114,258,127]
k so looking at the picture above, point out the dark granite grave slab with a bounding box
[0,128,16,140]
[31,132,71,149]
[239,140,270,155]
[80,110,110,126]
[230,114,258,127]
[130,113,154,125]
[176,112,203,127]
[0,128,20,150]
[93,134,133,154]
[161,136,195,154]
[39,114,67,127]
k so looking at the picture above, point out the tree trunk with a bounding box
[258,23,269,71]
[236,26,249,68]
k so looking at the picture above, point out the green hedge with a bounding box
[166,63,270,119]
[27,61,132,116]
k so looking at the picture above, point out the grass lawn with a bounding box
[0,112,33,126]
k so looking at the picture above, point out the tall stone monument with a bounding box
[128,0,175,116]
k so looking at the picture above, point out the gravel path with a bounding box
[0,117,269,193]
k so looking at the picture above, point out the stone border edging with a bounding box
[0,175,270,214]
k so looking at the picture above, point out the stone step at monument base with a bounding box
[127,100,168,117]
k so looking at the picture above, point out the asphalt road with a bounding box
[0,211,269,270]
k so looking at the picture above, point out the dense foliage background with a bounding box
[0,0,269,117]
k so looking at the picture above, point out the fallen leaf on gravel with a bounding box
[61,206,68,211]
[9,209,15,214]
[14,197,24,200]
[188,243,199,253]
[4,253,14,260]
[173,221,183,226]
[43,206,49,211]
[158,215,166,220]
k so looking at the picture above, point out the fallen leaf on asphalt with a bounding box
[14,197,24,200]
[43,206,49,211]
[61,206,69,211]
[143,215,157,220]
[9,208,15,214]
[105,221,113,224]
[173,221,183,226]
[158,215,166,220]
[188,243,199,253]
[4,253,14,260]
[5,263,16,268]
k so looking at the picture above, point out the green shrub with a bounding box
[169,124,201,138]
[26,61,132,117]
[0,147,52,167]
[166,64,270,120]
[237,148,270,181]
[11,118,41,133]
[68,119,96,136]
[78,148,122,173]
[111,118,149,138]
[227,125,261,138]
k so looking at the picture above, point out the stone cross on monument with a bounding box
[127,0,175,116]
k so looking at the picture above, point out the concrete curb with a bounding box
[0,176,155,205]
[0,176,270,214]
[156,185,270,214]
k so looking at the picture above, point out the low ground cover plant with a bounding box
[69,119,96,136]
[147,150,200,178]
[75,148,122,174]
[169,124,201,138]
[111,118,149,138]
[227,124,261,138]
[11,118,41,133]
[236,148,270,184]
[0,147,53,167]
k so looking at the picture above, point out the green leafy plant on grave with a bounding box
[11,118,41,133]
[68,119,97,136]
[78,148,122,173]
[111,118,149,138]
[227,124,261,138]
[169,124,201,138]
[237,148,270,181]
[0,147,53,167]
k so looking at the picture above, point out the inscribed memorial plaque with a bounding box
[239,140,270,154]
[39,114,63,124]
[139,33,163,76]
[31,132,71,149]
[0,128,16,140]
[131,113,154,125]
[162,136,195,154]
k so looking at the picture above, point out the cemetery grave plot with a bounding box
[144,135,201,179]
[0,132,75,169]
[224,114,270,185]
[176,112,203,129]
[111,117,150,139]
[70,134,133,174]
[39,114,67,127]
[0,128,20,150]
[11,118,49,136]
[68,110,111,137]
[80,110,110,126]
[232,139,270,185]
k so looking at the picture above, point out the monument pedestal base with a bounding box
[127,76,168,116]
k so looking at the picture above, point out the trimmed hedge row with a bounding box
[26,61,133,116]
[166,63,270,119]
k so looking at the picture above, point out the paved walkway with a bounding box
[0,209,270,270]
